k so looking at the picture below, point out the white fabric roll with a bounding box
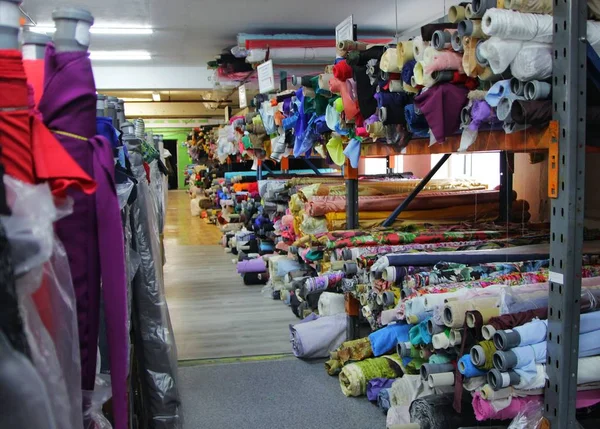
[481,8,553,42]
[412,36,428,62]
[317,292,346,316]
[428,372,455,388]
[510,42,553,81]
[246,47,336,64]
[381,308,400,326]
[380,47,400,73]
[478,37,523,74]
[432,332,451,349]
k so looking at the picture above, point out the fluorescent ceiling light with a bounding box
[28,25,153,35]
[152,93,161,102]
[90,50,152,61]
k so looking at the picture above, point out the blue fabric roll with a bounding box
[377,387,392,412]
[404,104,430,138]
[369,323,411,356]
[419,318,433,345]
[367,378,394,402]
[458,354,487,377]
[384,251,550,267]
[402,60,417,84]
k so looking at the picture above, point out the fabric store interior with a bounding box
[2,0,600,428]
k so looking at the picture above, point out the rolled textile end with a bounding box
[452,32,464,52]
[471,0,497,18]
[428,372,455,388]
[487,368,520,391]
[496,97,513,122]
[525,80,552,100]
[291,75,300,86]
[344,262,358,275]
[383,266,396,282]
[389,80,403,92]
[367,121,385,137]
[431,69,455,84]
[470,345,487,367]
[376,293,385,306]
[432,332,451,349]
[449,329,462,346]
[475,39,489,67]
[337,40,367,51]
[449,5,466,23]
[478,66,504,81]
[410,75,418,88]
[461,105,472,127]
[359,293,369,307]
[457,19,473,37]
[362,305,373,319]
[398,341,412,357]
[465,3,474,19]
[510,77,525,96]
[406,314,420,325]
[382,291,396,307]
[403,82,419,93]
[493,349,519,371]
[420,363,455,381]
[428,319,446,336]
[432,29,452,50]
[398,40,415,68]
[341,248,353,261]
[413,61,424,85]
[481,325,497,340]
[493,329,522,351]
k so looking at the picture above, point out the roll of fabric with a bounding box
[289,313,346,358]
[420,363,455,381]
[389,80,403,92]
[333,60,353,81]
[511,100,552,125]
[481,9,553,42]
[414,83,469,142]
[302,271,345,296]
[377,387,393,411]
[412,36,429,62]
[432,30,454,50]
[428,372,455,388]
[462,36,483,77]
[387,406,413,427]
[242,272,269,285]
[367,378,395,402]
[423,48,464,75]
[381,48,400,73]
[449,5,467,22]
[504,0,553,13]
[339,356,404,397]
[337,40,368,51]
[451,32,464,52]
[478,35,522,73]
[317,292,346,316]
[459,353,488,377]
[318,73,333,91]
[510,42,552,81]
[410,394,479,429]
[369,323,411,356]
[413,61,425,86]
[326,337,373,374]
[401,59,417,84]
[443,297,499,328]
[471,0,497,18]
[524,80,551,100]
[398,41,415,67]
[236,258,266,274]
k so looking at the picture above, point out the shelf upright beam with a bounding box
[497,151,515,223]
[256,159,263,180]
[544,0,588,426]
[344,159,359,229]
[281,156,289,174]
[304,159,322,176]
[382,154,451,227]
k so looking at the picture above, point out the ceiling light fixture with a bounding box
[152,93,161,102]
[90,50,152,61]
[29,25,153,35]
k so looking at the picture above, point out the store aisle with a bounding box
[163,191,297,360]
[179,357,387,429]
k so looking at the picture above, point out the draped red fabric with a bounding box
[0,50,96,198]
[23,59,45,107]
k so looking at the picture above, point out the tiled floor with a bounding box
[163,191,297,360]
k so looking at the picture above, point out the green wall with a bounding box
[147,128,191,190]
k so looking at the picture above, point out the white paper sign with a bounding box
[257,60,275,94]
[238,84,247,109]
[336,15,354,44]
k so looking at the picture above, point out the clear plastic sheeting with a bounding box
[1,176,83,429]
[83,375,113,429]
[124,134,182,429]
[149,160,166,235]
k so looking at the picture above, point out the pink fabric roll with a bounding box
[329,76,360,120]
[472,390,600,421]
[305,190,500,217]
[423,51,465,75]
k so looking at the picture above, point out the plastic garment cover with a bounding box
[0,331,57,429]
[124,134,182,429]
[1,176,83,429]
[83,375,113,429]
[149,160,166,236]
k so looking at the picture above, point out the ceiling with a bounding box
[21,0,457,66]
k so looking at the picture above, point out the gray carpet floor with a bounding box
[179,357,387,429]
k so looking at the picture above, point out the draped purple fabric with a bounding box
[38,44,128,429]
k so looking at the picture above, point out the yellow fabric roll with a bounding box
[449,5,466,22]
[323,202,501,230]
[462,37,484,77]
[443,297,499,328]
[367,121,386,138]
[403,82,419,93]
[397,40,415,68]
[469,20,488,39]
[380,48,400,73]
[414,61,424,85]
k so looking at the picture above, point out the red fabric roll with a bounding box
[333,60,353,82]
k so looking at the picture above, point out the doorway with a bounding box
[163,139,178,190]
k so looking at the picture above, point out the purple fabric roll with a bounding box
[237,258,267,274]
[38,44,128,429]
[367,378,395,402]
[469,100,501,131]
[414,83,469,142]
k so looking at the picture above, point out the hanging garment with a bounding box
[38,44,129,429]
[124,130,182,429]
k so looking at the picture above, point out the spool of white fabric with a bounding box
[428,372,455,388]
[478,37,523,74]
[318,292,346,316]
[380,48,400,73]
[481,9,553,42]
[246,47,337,64]
[413,61,424,85]
[410,75,418,88]
[432,332,451,349]
[318,73,333,90]
[412,36,429,62]
[362,305,373,318]
[510,42,552,81]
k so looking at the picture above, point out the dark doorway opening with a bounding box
[163,139,178,190]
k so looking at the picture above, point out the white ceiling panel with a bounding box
[22,0,457,66]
